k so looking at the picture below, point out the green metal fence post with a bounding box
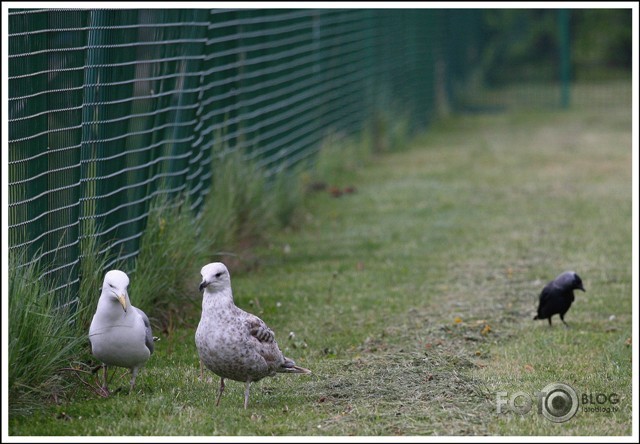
[558,9,571,109]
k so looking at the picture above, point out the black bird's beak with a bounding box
[579,284,586,292]
[199,281,207,292]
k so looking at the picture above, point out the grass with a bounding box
[7,95,633,436]
[127,193,207,327]
[8,249,86,414]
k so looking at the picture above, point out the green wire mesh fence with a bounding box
[8,8,631,297]
[8,9,475,295]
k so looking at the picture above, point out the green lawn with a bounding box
[9,100,633,436]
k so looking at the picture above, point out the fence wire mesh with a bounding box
[8,8,631,297]
[8,9,473,294]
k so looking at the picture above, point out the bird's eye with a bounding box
[215,272,223,278]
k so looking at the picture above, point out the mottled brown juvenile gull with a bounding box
[195,262,311,409]
[89,270,154,394]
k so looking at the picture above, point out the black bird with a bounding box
[533,271,586,327]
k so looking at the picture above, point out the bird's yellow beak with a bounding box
[117,294,127,312]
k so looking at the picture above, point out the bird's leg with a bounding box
[244,380,251,410]
[200,359,204,381]
[547,317,553,327]
[101,364,110,396]
[129,367,139,393]
[560,314,569,328]
[102,364,108,389]
[215,377,225,406]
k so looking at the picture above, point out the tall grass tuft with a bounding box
[8,249,84,413]
[268,162,306,229]
[308,130,374,189]
[128,193,207,323]
[200,147,271,249]
[77,218,123,331]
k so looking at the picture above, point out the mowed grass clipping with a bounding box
[9,100,632,436]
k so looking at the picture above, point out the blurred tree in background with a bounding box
[571,9,632,79]
[480,9,632,86]
[481,9,560,85]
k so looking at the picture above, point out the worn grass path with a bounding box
[9,103,633,436]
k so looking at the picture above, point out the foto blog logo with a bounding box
[496,382,579,423]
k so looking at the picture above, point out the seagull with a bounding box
[88,270,155,394]
[195,262,311,409]
[533,271,586,327]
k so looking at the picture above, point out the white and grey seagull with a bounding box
[89,270,155,395]
[195,262,311,409]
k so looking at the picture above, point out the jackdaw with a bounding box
[533,271,586,327]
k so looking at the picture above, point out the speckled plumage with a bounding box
[88,270,154,394]
[195,262,310,409]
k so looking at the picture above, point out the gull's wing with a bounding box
[135,307,155,354]
[245,314,275,343]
